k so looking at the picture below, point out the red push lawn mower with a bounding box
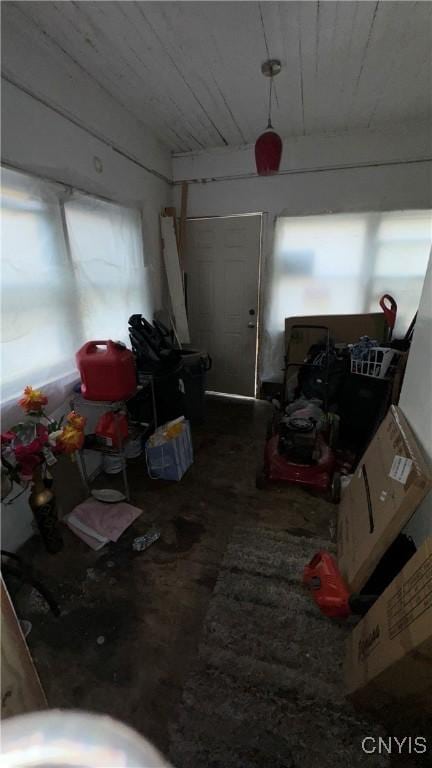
[256,324,343,502]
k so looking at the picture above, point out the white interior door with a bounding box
[185,215,261,397]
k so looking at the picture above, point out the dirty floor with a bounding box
[13,397,351,760]
[169,526,390,768]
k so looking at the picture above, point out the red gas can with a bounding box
[95,411,129,448]
[76,341,136,401]
[303,551,351,619]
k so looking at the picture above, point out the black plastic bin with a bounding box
[152,364,186,425]
[180,348,212,425]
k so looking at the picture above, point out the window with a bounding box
[263,210,431,380]
[366,213,431,331]
[64,194,150,344]
[1,167,150,411]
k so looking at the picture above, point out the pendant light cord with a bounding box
[267,74,273,129]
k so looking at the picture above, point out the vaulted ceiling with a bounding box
[3,1,432,153]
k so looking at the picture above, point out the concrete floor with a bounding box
[14,397,338,757]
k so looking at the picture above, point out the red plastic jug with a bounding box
[303,551,351,619]
[76,341,136,401]
[95,411,129,448]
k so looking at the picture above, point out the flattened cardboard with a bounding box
[345,537,432,710]
[285,312,386,363]
[338,406,432,593]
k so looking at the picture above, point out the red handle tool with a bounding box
[379,294,397,341]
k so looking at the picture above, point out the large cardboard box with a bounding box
[338,406,432,593]
[285,312,386,363]
[345,537,432,709]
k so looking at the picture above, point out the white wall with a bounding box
[173,125,431,220]
[400,255,432,546]
[2,4,173,309]
[1,19,173,551]
[2,79,171,314]
[173,124,431,187]
[2,5,171,177]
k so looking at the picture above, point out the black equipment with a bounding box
[128,315,211,425]
[278,400,326,464]
[129,314,181,374]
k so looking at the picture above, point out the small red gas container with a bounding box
[76,341,136,401]
[303,551,351,619]
[95,411,129,448]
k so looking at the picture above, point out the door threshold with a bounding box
[206,391,256,402]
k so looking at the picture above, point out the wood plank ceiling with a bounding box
[3,1,431,153]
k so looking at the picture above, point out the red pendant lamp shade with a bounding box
[255,129,282,176]
[255,59,283,176]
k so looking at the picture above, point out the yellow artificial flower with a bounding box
[66,411,86,431]
[19,386,48,414]
[58,424,85,454]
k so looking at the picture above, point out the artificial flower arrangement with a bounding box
[1,385,86,490]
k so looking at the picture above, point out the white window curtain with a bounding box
[64,194,151,345]
[262,211,432,381]
[1,167,150,426]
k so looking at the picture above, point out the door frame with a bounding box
[185,212,264,398]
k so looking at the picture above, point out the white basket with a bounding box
[350,347,402,379]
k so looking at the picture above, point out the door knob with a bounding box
[248,321,255,328]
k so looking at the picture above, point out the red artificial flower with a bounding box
[18,454,42,479]
[1,432,15,445]
[14,425,48,460]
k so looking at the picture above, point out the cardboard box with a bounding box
[345,537,432,710]
[285,312,386,363]
[338,406,432,593]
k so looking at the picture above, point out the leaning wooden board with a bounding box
[1,577,47,717]
[160,214,190,344]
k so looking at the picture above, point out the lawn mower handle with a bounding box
[379,294,397,338]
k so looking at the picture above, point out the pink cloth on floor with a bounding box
[65,498,142,550]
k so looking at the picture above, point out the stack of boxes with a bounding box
[338,406,432,710]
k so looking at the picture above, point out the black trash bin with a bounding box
[180,348,212,425]
[152,364,186,424]
[132,359,186,427]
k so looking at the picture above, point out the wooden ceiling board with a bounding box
[3,1,430,152]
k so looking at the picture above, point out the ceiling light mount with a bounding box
[261,59,282,78]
